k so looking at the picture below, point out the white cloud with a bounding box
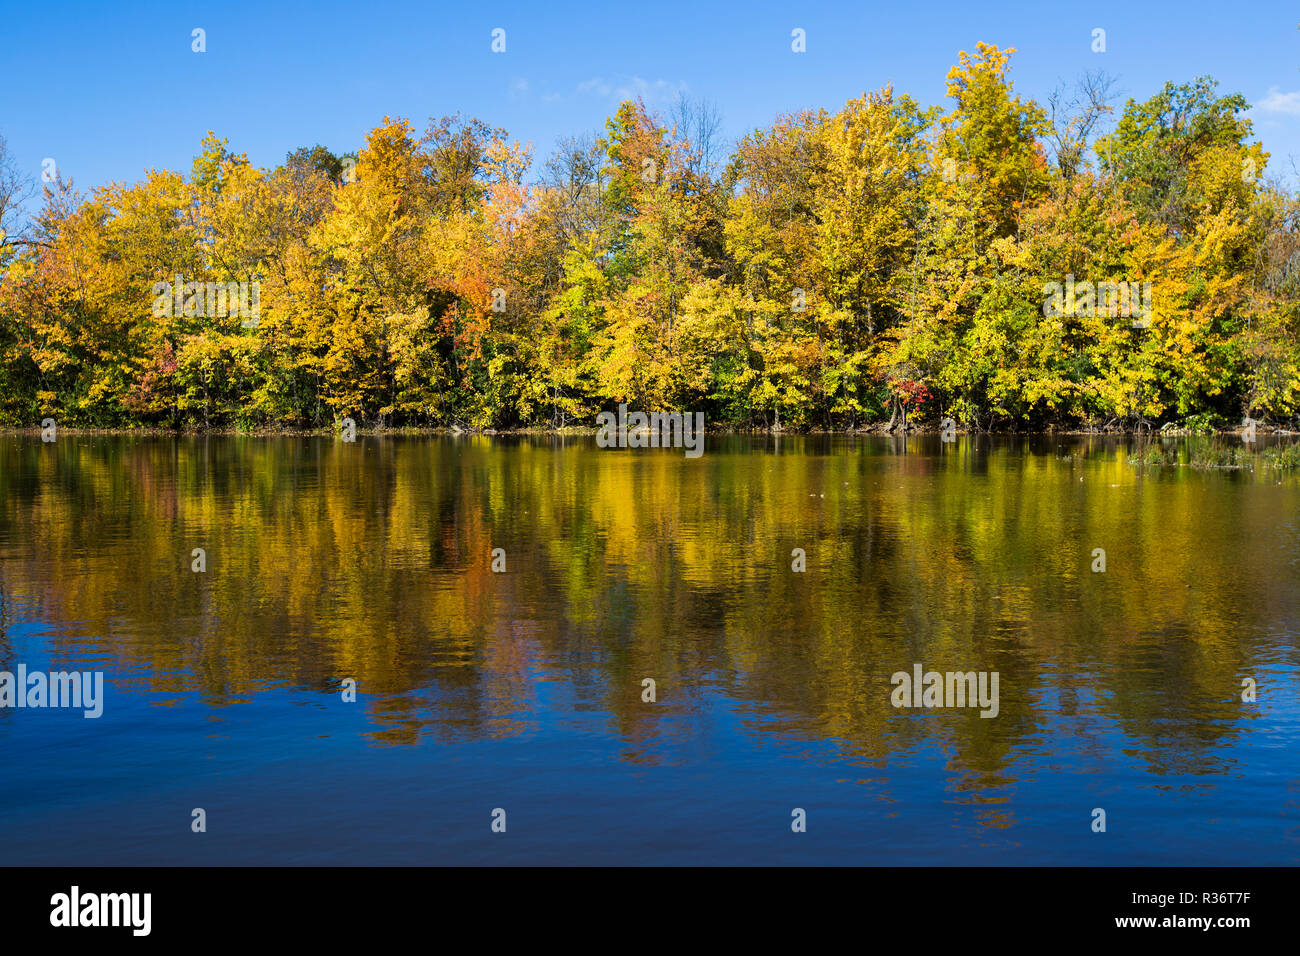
[576,77,612,97]
[575,76,687,103]
[1258,87,1300,116]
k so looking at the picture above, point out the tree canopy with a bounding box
[1,49,1295,432]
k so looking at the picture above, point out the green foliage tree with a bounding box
[1,48,1295,433]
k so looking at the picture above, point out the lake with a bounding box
[1,434,1297,864]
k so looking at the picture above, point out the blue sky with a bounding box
[3,0,1299,206]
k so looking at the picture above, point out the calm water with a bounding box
[1,434,1298,865]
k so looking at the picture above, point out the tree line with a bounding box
[1,44,1296,432]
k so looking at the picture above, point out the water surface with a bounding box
[1,434,1297,864]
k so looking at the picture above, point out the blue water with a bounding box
[1,434,1297,864]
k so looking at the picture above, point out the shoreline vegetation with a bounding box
[1,44,1297,436]
[6,423,1298,438]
